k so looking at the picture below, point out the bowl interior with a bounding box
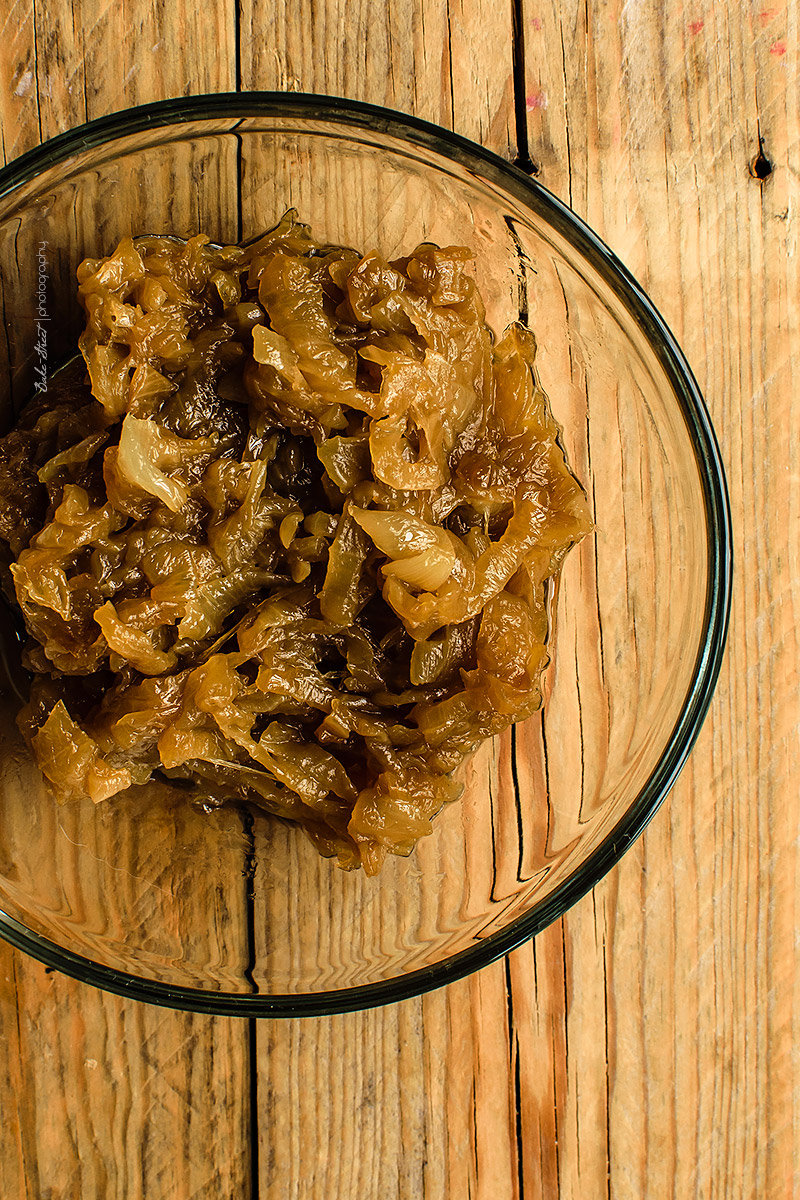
[0,105,720,1011]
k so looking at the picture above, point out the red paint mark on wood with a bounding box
[531,16,543,30]
[526,90,548,111]
[759,8,779,25]
[689,19,705,34]
[770,39,787,54]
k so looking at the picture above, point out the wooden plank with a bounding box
[0,941,251,1199]
[0,6,251,1199]
[242,0,798,1196]
[254,970,526,1199]
[516,1,800,1197]
[235,5,523,1195]
[239,0,517,157]
[0,0,237,165]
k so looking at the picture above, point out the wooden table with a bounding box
[0,2,796,1195]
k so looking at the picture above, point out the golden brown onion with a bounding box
[0,210,592,873]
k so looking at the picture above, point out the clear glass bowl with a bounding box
[0,95,731,1015]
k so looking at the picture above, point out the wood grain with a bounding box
[236,8,525,1195]
[238,0,517,156]
[519,0,800,1196]
[0,6,253,1199]
[0,0,237,164]
[0,942,251,1198]
[0,1,797,1199]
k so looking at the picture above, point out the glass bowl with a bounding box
[0,94,731,1016]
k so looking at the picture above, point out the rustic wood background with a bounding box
[0,0,797,1196]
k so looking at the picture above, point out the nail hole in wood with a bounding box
[750,144,773,181]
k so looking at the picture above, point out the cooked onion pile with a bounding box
[0,211,591,873]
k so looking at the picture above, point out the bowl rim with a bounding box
[0,91,732,1017]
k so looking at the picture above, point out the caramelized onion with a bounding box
[0,210,591,873]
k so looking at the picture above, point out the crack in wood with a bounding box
[511,0,536,174]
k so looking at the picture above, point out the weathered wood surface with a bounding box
[0,1,797,1197]
[0,952,251,1198]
